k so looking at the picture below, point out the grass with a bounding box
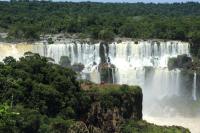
[81,81,142,95]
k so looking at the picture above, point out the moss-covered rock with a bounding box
[72,82,191,133]
[81,83,142,132]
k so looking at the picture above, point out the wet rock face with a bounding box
[86,102,122,133]
[85,85,143,133]
[98,63,116,84]
[71,63,84,72]
[176,54,192,69]
[68,84,142,133]
[59,56,71,67]
[99,42,109,63]
[168,54,192,70]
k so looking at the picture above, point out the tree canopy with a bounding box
[0,2,199,41]
[0,53,92,132]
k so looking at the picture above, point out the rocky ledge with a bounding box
[68,82,190,133]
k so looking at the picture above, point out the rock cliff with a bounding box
[68,83,190,133]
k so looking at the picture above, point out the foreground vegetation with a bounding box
[0,53,190,132]
[0,1,199,55]
[0,52,94,132]
[121,120,189,133]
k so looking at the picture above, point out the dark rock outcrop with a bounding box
[72,63,85,72]
[168,54,192,70]
[81,84,142,133]
[99,42,109,64]
[98,63,116,84]
[69,83,190,133]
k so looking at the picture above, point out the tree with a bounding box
[3,56,16,66]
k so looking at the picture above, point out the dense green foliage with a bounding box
[0,103,19,131]
[0,1,199,55]
[0,53,91,132]
[92,85,142,119]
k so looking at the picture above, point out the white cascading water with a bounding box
[108,41,189,68]
[0,42,101,83]
[0,40,199,133]
[193,72,197,101]
[0,41,191,96]
[107,41,189,100]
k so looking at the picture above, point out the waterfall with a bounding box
[111,67,115,83]
[0,40,199,132]
[108,41,190,68]
[175,69,180,96]
[0,40,191,87]
[106,41,190,100]
[193,72,197,101]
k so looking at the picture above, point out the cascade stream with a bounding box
[193,72,197,101]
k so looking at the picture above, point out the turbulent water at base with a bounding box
[0,40,199,132]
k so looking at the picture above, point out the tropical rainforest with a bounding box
[0,1,199,55]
